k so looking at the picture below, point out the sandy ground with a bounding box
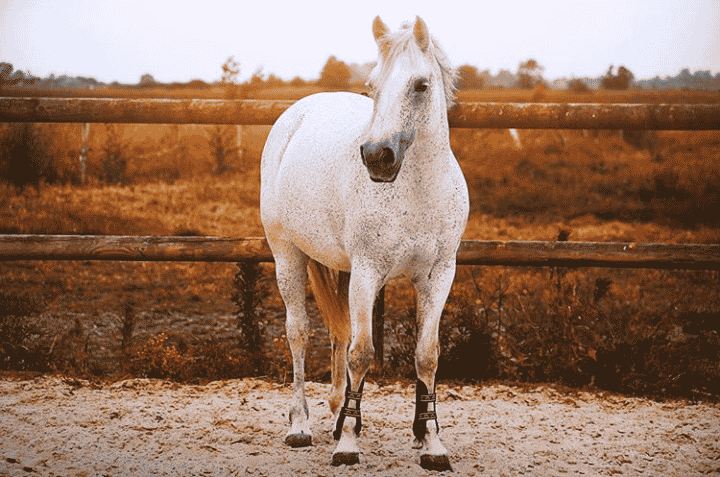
[1,376,719,476]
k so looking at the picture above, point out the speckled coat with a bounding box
[260,16,468,470]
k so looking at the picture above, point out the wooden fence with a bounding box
[2,96,720,370]
[1,235,719,270]
[2,97,720,129]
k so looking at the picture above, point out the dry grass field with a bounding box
[1,87,719,399]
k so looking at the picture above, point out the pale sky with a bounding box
[1,0,718,84]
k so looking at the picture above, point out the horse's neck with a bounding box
[407,111,452,177]
[398,146,452,205]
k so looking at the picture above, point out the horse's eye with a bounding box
[414,79,429,93]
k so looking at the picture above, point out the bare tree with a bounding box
[221,56,241,99]
[211,56,241,174]
[517,59,544,90]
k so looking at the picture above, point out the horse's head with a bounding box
[361,16,456,183]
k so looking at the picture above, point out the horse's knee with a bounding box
[286,314,309,343]
[415,343,439,378]
[348,340,374,375]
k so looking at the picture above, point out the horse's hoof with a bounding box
[331,452,360,466]
[285,433,312,448]
[420,454,453,472]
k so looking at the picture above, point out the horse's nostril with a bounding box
[361,141,397,175]
[381,148,394,165]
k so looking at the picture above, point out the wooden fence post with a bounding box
[372,286,385,377]
[79,123,89,185]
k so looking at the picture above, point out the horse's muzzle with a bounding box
[360,136,410,183]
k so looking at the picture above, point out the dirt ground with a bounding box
[1,376,719,476]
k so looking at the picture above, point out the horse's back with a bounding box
[260,92,372,269]
[261,92,371,190]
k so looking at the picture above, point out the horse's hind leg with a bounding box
[329,327,349,419]
[271,240,312,447]
[307,264,350,420]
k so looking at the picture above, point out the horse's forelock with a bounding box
[370,22,457,108]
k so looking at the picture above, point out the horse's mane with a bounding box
[368,22,458,108]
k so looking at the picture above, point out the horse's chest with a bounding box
[347,204,453,266]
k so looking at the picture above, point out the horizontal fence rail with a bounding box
[1,235,719,270]
[2,97,720,129]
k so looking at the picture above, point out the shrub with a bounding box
[386,277,497,381]
[0,291,56,372]
[100,125,129,184]
[191,338,247,380]
[48,317,89,375]
[0,123,58,188]
[0,291,47,371]
[636,168,720,228]
[210,126,238,175]
[124,332,264,382]
[386,307,418,378]
[438,293,496,381]
[133,333,191,381]
[650,328,720,397]
[118,301,137,364]
[101,152,128,185]
[232,262,272,375]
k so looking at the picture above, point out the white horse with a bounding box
[260,16,469,470]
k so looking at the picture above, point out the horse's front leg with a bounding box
[412,260,456,471]
[271,243,313,447]
[331,266,381,466]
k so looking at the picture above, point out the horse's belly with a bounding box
[291,226,351,271]
[276,201,351,271]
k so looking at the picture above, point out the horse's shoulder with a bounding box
[304,91,371,104]
[286,93,372,142]
[296,92,372,115]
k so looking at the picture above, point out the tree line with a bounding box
[5,52,718,97]
[1,57,639,93]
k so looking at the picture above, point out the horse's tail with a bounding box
[307,260,350,344]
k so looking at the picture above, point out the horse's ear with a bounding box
[372,16,389,43]
[413,16,430,52]
[372,16,390,57]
